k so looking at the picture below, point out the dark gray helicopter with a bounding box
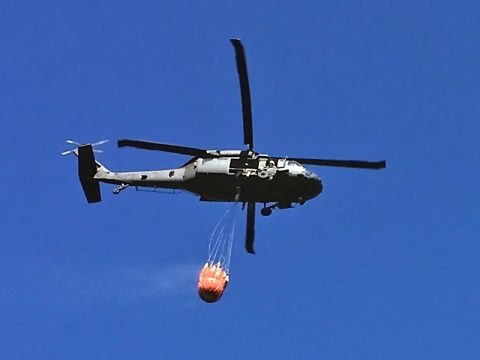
[64,39,386,254]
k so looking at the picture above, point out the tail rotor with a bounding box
[61,139,109,156]
[63,140,107,203]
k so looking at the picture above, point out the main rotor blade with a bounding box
[230,39,254,150]
[286,157,386,169]
[117,139,209,157]
[245,202,256,254]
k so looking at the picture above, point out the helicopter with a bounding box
[64,39,386,254]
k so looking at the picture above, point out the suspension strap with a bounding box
[207,203,238,273]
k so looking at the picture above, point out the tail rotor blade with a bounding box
[91,139,109,147]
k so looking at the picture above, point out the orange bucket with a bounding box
[198,263,229,303]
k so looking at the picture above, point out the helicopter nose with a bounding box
[311,177,323,198]
[300,170,323,200]
[303,174,322,200]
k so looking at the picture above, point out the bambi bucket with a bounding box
[198,263,229,303]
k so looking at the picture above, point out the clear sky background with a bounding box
[1,1,479,359]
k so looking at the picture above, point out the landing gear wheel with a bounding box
[261,207,272,217]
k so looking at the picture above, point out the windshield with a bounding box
[288,160,302,167]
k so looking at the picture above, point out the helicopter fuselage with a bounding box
[95,153,323,206]
[66,38,385,254]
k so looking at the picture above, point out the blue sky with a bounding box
[1,1,479,359]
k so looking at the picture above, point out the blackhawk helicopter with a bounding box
[64,39,386,254]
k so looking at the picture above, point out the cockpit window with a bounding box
[288,160,302,167]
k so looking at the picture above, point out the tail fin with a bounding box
[78,145,101,203]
